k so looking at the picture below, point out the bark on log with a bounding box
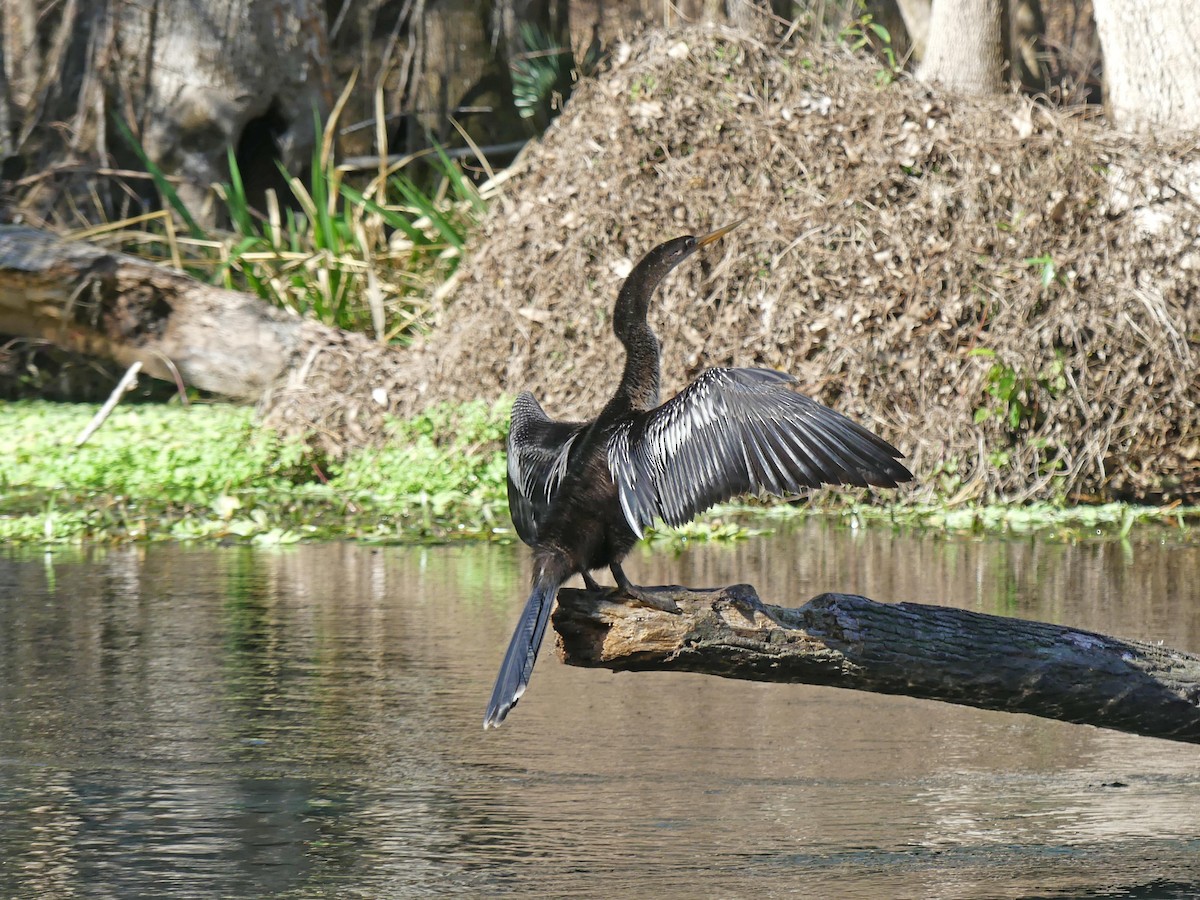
[552,585,1200,745]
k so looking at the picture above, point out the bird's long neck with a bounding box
[610,265,664,412]
[614,322,661,411]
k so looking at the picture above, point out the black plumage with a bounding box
[484,223,912,728]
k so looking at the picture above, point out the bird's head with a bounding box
[613,220,744,341]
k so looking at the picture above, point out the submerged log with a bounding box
[552,585,1200,745]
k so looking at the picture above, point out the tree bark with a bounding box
[878,0,1046,93]
[1092,0,1200,134]
[118,0,331,221]
[404,0,570,158]
[3,0,330,226]
[917,0,1006,94]
[552,585,1200,745]
[893,0,930,61]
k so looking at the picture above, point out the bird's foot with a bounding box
[609,584,682,615]
[607,563,683,613]
[581,570,605,593]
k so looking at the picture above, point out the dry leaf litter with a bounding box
[265,26,1200,502]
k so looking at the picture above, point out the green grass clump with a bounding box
[92,98,490,343]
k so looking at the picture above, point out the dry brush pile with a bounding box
[335,27,1200,502]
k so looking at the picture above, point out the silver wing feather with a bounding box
[607,368,911,538]
[506,391,586,545]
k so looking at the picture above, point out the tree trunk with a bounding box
[893,0,931,61]
[0,32,11,163]
[917,0,1006,94]
[123,0,331,221]
[1092,0,1200,133]
[404,0,570,159]
[552,585,1200,745]
[0,226,420,454]
[3,0,330,226]
[880,0,1046,93]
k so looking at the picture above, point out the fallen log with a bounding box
[0,226,428,454]
[0,225,303,400]
[552,585,1200,745]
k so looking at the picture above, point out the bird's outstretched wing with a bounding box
[506,391,588,545]
[607,368,912,538]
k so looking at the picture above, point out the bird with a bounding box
[484,221,912,728]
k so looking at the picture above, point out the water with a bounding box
[1,523,1198,898]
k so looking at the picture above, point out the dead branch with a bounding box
[74,360,141,445]
[552,585,1200,745]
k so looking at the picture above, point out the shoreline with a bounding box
[2,400,1194,547]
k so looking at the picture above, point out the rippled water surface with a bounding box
[1,523,1198,898]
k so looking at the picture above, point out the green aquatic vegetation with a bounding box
[714,492,1197,544]
[0,399,513,544]
[0,403,307,501]
[0,402,313,543]
[868,501,1198,541]
[1,401,1195,546]
[332,400,512,539]
[644,516,767,550]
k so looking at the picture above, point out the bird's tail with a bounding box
[483,570,563,729]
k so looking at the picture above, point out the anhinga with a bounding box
[484,222,912,728]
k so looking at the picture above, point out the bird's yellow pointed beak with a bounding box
[695,218,746,248]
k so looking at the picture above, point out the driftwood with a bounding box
[552,585,1200,745]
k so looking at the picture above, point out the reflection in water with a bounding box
[0,524,1198,898]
